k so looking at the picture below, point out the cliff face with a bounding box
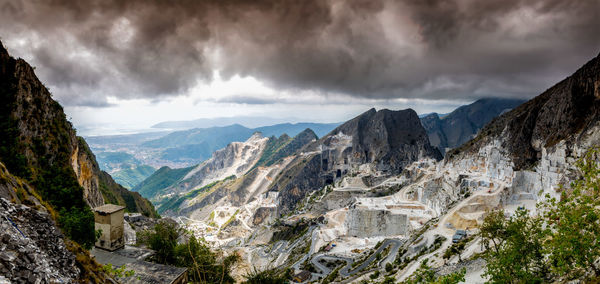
[72,138,104,207]
[326,108,442,172]
[78,137,159,217]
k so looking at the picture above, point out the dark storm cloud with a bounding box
[0,0,599,107]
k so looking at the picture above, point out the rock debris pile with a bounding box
[0,198,79,283]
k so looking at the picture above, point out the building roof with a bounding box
[94,204,125,214]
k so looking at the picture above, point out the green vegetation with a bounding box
[403,259,466,284]
[242,267,290,284]
[156,175,235,214]
[479,208,547,283]
[443,236,473,263]
[220,209,239,230]
[57,206,96,249]
[138,222,239,283]
[132,165,195,199]
[394,235,446,272]
[102,263,135,278]
[111,165,156,189]
[479,148,600,282]
[0,72,30,180]
[253,134,292,168]
[270,219,310,243]
[370,270,380,279]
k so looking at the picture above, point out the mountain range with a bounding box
[88,99,522,192]
[151,116,321,130]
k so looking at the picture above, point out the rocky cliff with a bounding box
[327,108,442,172]
[420,98,524,155]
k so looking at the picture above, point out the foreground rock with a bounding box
[0,198,79,283]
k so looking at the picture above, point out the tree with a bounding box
[403,259,466,284]
[58,206,96,249]
[478,208,548,283]
[102,263,135,278]
[540,148,600,280]
[443,241,466,263]
[175,234,239,283]
[479,148,600,282]
[242,267,289,284]
[138,223,240,284]
[145,222,179,264]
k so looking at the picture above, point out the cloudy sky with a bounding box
[1,0,599,135]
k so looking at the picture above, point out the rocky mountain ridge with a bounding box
[148,129,319,219]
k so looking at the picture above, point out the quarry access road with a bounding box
[310,238,404,279]
[311,254,354,278]
[261,225,318,259]
[340,238,403,276]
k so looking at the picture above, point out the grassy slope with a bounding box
[132,165,195,199]
[111,165,156,189]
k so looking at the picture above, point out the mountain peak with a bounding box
[323,107,441,172]
[248,131,264,141]
[296,128,317,139]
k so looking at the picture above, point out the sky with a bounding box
[1,0,599,135]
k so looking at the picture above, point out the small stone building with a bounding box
[94,204,125,251]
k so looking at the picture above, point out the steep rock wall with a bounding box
[71,138,104,207]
